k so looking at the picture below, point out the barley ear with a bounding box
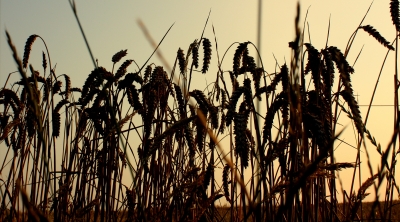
[365,126,382,154]
[203,163,213,190]
[304,43,321,93]
[195,117,205,152]
[219,112,226,134]
[112,49,127,63]
[280,64,289,93]
[62,74,71,100]
[390,0,400,32]
[226,87,244,126]
[243,78,253,108]
[252,68,263,100]
[121,73,143,90]
[328,46,363,135]
[321,49,335,98]
[209,105,219,130]
[52,99,69,137]
[127,85,143,112]
[201,38,212,74]
[52,81,62,94]
[0,119,20,141]
[174,83,186,118]
[143,65,152,83]
[222,164,231,202]
[0,89,21,118]
[233,42,249,76]
[23,35,38,69]
[349,174,379,220]
[115,59,133,81]
[245,128,255,156]
[234,110,250,168]
[52,112,61,138]
[80,67,106,102]
[42,51,47,71]
[359,25,394,51]
[190,40,199,68]
[262,92,287,144]
[185,125,195,166]
[177,48,186,74]
[255,71,282,99]
[321,162,355,171]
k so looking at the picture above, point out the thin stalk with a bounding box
[68,0,97,69]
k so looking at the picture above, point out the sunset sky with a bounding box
[1,1,399,201]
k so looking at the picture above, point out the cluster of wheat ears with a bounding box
[1,1,400,222]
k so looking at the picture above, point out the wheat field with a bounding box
[1,1,400,222]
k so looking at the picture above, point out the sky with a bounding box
[1,1,399,202]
